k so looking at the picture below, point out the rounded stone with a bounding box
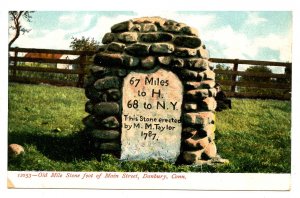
[204,142,217,158]
[116,69,127,77]
[141,56,156,69]
[203,69,215,80]
[209,88,218,97]
[131,24,141,31]
[89,66,107,78]
[157,56,171,66]
[141,23,158,32]
[198,45,210,59]
[94,76,120,90]
[186,89,210,99]
[94,102,119,116]
[107,42,126,52]
[184,103,198,111]
[100,142,121,151]
[151,43,174,54]
[184,136,209,150]
[111,20,133,33]
[185,80,216,89]
[85,100,94,113]
[125,43,150,56]
[182,150,203,164]
[180,26,199,36]
[182,127,198,139]
[101,116,120,128]
[85,86,102,101]
[172,58,184,68]
[106,89,121,101]
[197,71,205,79]
[117,32,138,43]
[122,55,140,67]
[139,33,173,42]
[91,129,120,140]
[162,21,186,33]
[174,36,201,48]
[208,132,215,142]
[203,124,216,137]
[83,75,96,88]
[97,44,107,52]
[132,16,166,25]
[201,97,217,111]
[102,33,115,44]
[94,52,123,66]
[82,115,97,128]
[174,47,197,57]
[183,112,215,126]
[193,59,211,70]
[180,69,199,80]
[8,144,25,157]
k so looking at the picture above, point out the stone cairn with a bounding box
[83,17,226,165]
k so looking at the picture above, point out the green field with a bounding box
[8,83,291,173]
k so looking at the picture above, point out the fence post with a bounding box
[77,53,86,87]
[231,59,239,92]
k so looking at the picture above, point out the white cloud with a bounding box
[11,12,217,50]
[245,12,267,25]
[58,13,94,32]
[10,11,292,64]
[133,11,217,38]
[204,25,257,59]
[134,11,216,30]
[59,14,77,24]
[11,13,105,49]
[71,14,136,43]
[201,24,292,63]
[253,31,292,62]
[83,14,93,27]
[13,29,71,49]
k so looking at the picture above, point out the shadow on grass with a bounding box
[8,130,97,162]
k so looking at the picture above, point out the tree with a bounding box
[240,65,273,83]
[239,65,275,96]
[215,63,231,81]
[9,11,34,48]
[214,63,232,91]
[69,36,101,72]
[69,36,100,51]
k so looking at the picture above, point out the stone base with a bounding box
[194,155,229,166]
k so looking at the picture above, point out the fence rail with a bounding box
[8,47,292,100]
[9,47,94,87]
[209,58,291,100]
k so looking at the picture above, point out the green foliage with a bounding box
[215,63,231,81]
[214,63,231,91]
[69,36,100,51]
[9,11,35,48]
[8,83,291,173]
[240,65,273,82]
[238,65,289,96]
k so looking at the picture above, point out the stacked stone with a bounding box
[83,17,219,164]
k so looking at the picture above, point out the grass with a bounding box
[7,83,291,173]
[214,99,291,172]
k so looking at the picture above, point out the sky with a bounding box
[9,11,292,66]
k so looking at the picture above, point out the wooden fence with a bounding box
[8,47,292,100]
[210,58,292,100]
[9,47,94,87]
